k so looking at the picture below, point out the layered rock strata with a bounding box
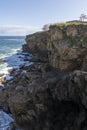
[23,22,87,70]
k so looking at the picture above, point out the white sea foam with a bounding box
[4,39,24,42]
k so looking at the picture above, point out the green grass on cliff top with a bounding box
[50,20,87,28]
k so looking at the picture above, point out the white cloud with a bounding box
[0,25,40,36]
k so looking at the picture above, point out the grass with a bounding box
[50,20,87,29]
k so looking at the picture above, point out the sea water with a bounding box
[0,36,25,74]
[0,36,27,130]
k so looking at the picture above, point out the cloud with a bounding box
[0,25,40,36]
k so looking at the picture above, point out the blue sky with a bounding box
[0,0,87,35]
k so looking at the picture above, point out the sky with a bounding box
[0,0,87,36]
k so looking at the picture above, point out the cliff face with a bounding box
[1,22,87,130]
[23,31,48,62]
[48,24,87,70]
[23,23,87,70]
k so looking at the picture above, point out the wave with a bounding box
[3,38,25,42]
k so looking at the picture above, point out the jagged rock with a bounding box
[66,25,78,37]
[22,31,48,62]
[55,70,87,107]
[47,24,87,70]
[3,67,87,130]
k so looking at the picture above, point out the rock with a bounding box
[47,25,87,70]
[22,31,48,62]
[0,76,6,84]
[0,88,9,112]
[0,73,4,77]
[3,68,87,130]
[0,59,5,63]
[8,68,14,73]
[66,25,78,37]
[1,64,84,130]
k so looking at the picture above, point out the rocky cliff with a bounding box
[1,21,87,130]
[23,22,87,71]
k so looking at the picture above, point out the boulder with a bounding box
[0,59,5,63]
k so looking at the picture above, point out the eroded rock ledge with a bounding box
[1,21,87,130]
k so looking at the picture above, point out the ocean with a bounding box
[0,36,25,74]
[0,36,28,130]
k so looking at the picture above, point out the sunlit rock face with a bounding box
[23,22,87,71]
[22,31,48,62]
[47,24,87,70]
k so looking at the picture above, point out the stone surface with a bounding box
[22,31,48,62]
[47,24,87,70]
[0,58,5,63]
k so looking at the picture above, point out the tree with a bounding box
[42,24,50,31]
[79,14,87,21]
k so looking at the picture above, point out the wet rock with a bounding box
[8,68,14,73]
[0,59,5,63]
[0,73,4,77]
[0,76,6,84]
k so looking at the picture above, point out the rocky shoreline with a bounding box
[1,21,87,130]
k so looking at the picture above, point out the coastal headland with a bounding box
[1,21,87,130]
